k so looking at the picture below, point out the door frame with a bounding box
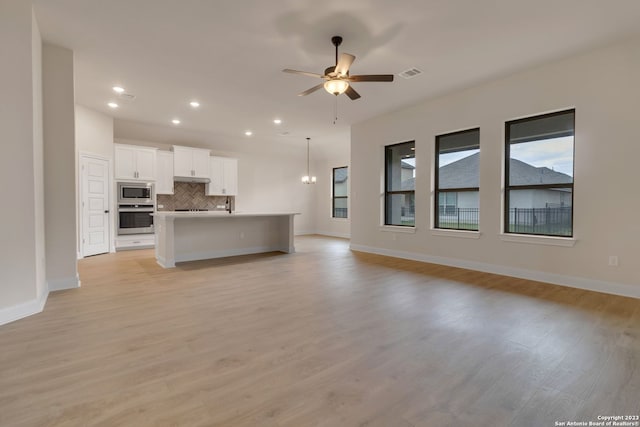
[79,152,113,258]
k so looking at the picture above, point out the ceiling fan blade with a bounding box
[298,83,324,96]
[335,53,355,76]
[283,69,323,79]
[345,85,361,100]
[348,74,394,82]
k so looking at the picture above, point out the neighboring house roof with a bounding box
[508,157,572,186]
[334,167,347,184]
[401,159,415,169]
[438,152,572,189]
[439,153,480,189]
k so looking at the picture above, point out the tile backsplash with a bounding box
[157,182,234,211]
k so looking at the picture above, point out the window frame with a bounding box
[332,166,348,219]
[384,140,416,227]
[434,128,480,231]
[504,109,575,238]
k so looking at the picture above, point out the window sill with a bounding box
[379,225,416,234]
[499,233,576,247]
[430,229,481,239]
[330,217,349,222]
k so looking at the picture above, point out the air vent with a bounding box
[399,67,423,79]
[278,131,291,136]
[118,93,136,102]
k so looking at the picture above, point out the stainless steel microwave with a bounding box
[117,182,154,204]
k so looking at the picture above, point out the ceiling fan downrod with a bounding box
[331,36,342,66]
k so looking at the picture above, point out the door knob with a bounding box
[104,210,109,213]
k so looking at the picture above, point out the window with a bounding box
[505,109,575,237]
[385,141,415,226]
[332,166,348,218]
[435,128,480,231]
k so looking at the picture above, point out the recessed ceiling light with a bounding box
[244,130,253,136]
[112,86,125,93]
[190,101,200,108]
[107,102,118,109]
[172,119,181,125]
[273,119,282,124]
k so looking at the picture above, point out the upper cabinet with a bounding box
[173,145,210,178]
[206,156,238,196]
[223,158,238,195]
[115,144,157,181]
[156,151,174,195]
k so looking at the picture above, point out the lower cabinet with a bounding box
[115,234,155,251]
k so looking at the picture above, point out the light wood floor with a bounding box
[1,236,638,427]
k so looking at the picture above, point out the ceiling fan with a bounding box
[283,36,394,100]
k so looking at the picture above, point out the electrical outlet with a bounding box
[157,204,164,209]
[608,256,619,267]
[216,205,225,209]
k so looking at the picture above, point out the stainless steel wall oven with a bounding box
[117,204,154,235]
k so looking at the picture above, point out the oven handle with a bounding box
[118,208,154,213]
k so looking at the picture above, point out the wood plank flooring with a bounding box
[0,236,638,426]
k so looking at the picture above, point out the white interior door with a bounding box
[81,156,110,257]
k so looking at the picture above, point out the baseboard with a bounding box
[349,243,640,300]
[48,274,81,292]
[0,290,49,326]
[316,231,351,239]
[295,230,316,236]
[175,245,289,263]
[115,244,154,251]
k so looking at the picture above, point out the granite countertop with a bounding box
[153,211,299,218]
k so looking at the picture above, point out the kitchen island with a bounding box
[153,211,298,268]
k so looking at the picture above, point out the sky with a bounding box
[439,136,574,177]
[510,136,574,177]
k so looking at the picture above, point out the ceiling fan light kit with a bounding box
[324,79,349,95]
[283,35,393,101]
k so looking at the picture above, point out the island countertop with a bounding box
[153,211,299,218]
[153,211,298,268]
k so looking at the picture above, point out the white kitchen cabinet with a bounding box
[207,156,224,195]
[206,156,238,196]
[156,151,174,195]
[222,157,238,195]
[115,234,155,251]
[173,145,210,178]
[115,144,157,181]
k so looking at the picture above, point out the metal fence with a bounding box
[333,208,348,218]
[508,206,572,236]
[437,207,479,230]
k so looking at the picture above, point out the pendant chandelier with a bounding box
[301,137,316,184]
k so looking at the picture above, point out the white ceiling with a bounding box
[33,0,640,157]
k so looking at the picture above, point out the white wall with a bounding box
[0,2,46,322]
[76,105,114,158]
[351,35,640,298]
[233,150,317,235]
[43,43,78,291]
[32,9,46,300]
[314,143,351,239]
